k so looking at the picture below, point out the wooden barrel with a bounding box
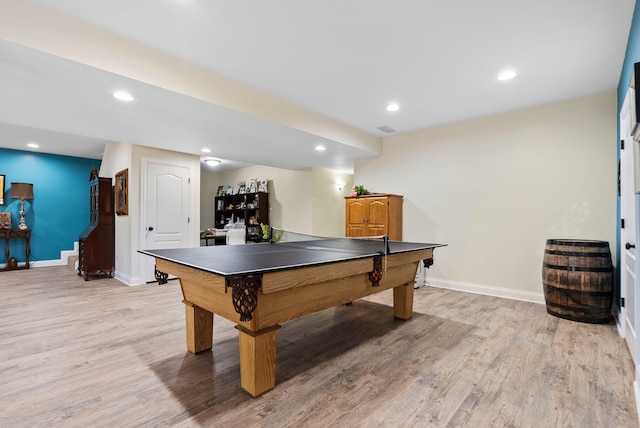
[542,239,613,323]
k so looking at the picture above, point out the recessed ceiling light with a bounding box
[201,148,212,153]
[497,70,517,81]
[113,91,134,101]
[205,159,221,166]
[386,103,400,112]
[315,145,326,151]
[27,142,39,148]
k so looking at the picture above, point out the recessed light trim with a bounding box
[27,142,39,148]
[205,159,221,166]
[315,145,326,151]
[386,103,400,112]
[113,91,134,101]
[201,148,212,153]
[497,70,517,81]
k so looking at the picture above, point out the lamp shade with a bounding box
[10,182,33,200]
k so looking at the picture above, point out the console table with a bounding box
[1,229,31,271]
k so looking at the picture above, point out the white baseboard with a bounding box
[31,259,67,268]
[0,260,63,269]
[22,242,145,287]
[615,309,625,337]
[114,271,146,287]
[27,241,79,268]
[424,277,546,305]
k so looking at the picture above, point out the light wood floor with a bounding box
[0,266,637,428]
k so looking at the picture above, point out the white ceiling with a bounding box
[0,0,636,172]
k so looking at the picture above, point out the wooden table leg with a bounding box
[236,324,280,397]
[25,231,30,269]
[183,301,213,353]
[4,236,9,268]
[393,282,415,320]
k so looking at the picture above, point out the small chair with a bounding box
[226,228,246,245]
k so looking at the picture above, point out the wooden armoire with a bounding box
[78,169,115,280]
[345,194,403,240]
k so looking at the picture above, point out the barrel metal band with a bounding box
[543,283,613,296]
[544,250,611,257]
[546,240,609,247]
[543,263,613,272]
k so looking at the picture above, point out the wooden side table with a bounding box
[1,229,31,271]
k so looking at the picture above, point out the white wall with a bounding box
[99,140,132,284]
[101,142,201,286]
[311,168,353,237]
[355,92,617,302]
[200,170,220,230]
[204,165,353,237]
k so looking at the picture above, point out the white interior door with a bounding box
[141,161,191,282]
[620,87,637,363]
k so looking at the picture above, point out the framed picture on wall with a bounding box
[0,174,4,204]
[115,169,128,216]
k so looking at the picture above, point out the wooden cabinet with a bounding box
[78,173,115,280]
[345,194,403,240]
[214,192,269,243]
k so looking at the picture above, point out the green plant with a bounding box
[354,185,369,195]
[259,223,283,243]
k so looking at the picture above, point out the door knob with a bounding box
[626,242,635,250]
[148,227,154,231]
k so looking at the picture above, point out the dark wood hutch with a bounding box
[78,169,115,280]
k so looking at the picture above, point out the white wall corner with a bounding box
[615,309,625,337]
[114,271,146,287]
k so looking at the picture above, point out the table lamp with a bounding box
[10,182,33,230]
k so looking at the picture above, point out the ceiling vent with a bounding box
[376,125,396,133]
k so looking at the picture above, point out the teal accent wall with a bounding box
[0,148,101,263]
[619,4,640,108]
[617,1,640,310]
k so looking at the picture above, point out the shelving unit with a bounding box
[214,192,269,242]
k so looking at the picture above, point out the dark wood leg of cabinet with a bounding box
[78,241,84,277]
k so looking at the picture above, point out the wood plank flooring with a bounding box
[0,266,637,427]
